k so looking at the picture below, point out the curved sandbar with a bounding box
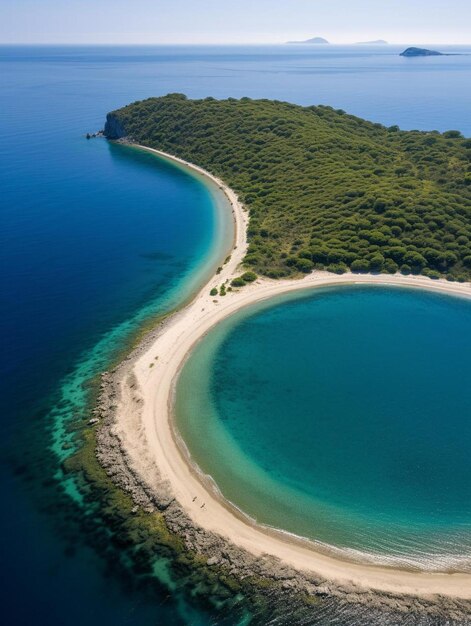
[113,146,471,601]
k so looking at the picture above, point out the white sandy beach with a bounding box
[114,146,471,600]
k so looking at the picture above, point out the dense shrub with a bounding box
[294,258,314,273]
[231,277,246,287]
[326,263,348,274]
[422,268,441,279]
[240,271,258,282]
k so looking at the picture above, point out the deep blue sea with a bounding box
[1,44,471,625]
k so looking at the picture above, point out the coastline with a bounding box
[97,144,471,611]
[119,143,238,314]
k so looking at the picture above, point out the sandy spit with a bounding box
[104,144,471,604]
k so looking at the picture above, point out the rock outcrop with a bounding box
[104,113,127,140]
[400,47,443,57]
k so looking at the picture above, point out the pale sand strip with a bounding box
[115,146,471,600]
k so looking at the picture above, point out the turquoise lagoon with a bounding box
[176,286,471,570]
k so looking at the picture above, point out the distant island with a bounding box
[105,94,471,282]
[287,36,329,44]
[400,47,443,57]
[356,39,388,45]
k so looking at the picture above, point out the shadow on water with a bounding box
[140,251,176,261]
[106,140,190,178]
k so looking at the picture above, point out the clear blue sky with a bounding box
[1,0,470,45]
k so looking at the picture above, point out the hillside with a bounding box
[357,40,388,45]
[105,95,471,281]
[287,36,329,44]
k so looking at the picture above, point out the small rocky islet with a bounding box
[400,47,444,57]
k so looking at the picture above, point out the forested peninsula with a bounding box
[105,94,471,282]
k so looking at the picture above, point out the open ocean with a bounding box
[1,44,470,625]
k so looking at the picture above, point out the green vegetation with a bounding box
[210,287,218,296]
[241,271,258,282]
[231,277,246,287]
[106,94,471,281]
[231,271,258,288]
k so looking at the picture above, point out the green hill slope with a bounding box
[105,94,471,281]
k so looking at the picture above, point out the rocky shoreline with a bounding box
[92,302,471,624]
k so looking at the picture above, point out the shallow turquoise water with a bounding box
[176,286,471,570]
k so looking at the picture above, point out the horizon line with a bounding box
[1,41,471,47]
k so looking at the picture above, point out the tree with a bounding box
[422,268,440,279]
[351,259,370,273]
[295,258,314,273]
[369,253,385,271]
[326,262,348,274]
[404,251,426,270]
[383,258,399,274]
[443,130,463,139]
